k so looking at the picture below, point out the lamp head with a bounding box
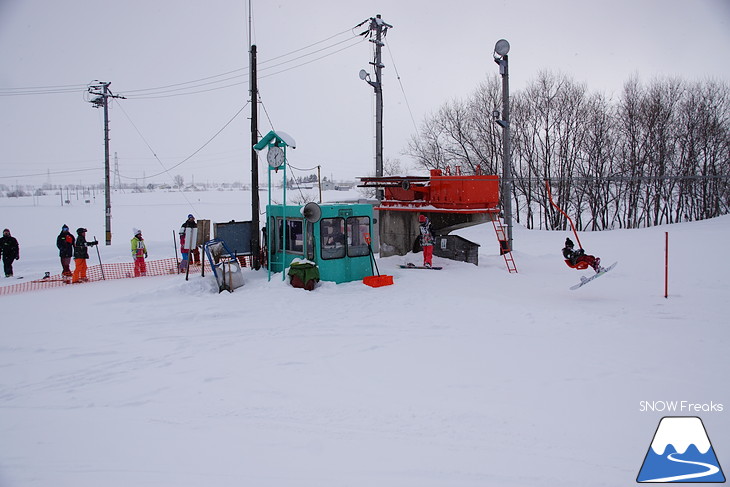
[494,39,510,56]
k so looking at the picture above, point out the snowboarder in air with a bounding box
[419,214,434,268]
[131,228,148,277]
[0,228,20,277]
[56,224,75,278]
[562,237,604,273]
[72,228,98,283]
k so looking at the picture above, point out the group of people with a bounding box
[56,214,196,280]
[56,225,99,283]
[11,212,601,283]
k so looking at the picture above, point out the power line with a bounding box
[122,26,365,99]
[0,167,102,179]
[1,24,366,100]
[114,101,250,179]
[386,42,419,133]
[0,83,88,96]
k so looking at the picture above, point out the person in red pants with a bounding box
[419,214,434,268]
[131,228,148,277]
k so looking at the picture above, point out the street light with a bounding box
[359,67,384,200]
[493,38,513,252]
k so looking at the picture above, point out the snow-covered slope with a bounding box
[1,190,728,487]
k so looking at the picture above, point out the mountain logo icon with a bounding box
[637,416,725,483]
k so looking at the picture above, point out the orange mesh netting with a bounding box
[0,256,250,297]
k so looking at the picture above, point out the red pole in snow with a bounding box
[664,232,669,299]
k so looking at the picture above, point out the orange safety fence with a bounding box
[0,256,251,297]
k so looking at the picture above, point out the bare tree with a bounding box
[407,71,730,231]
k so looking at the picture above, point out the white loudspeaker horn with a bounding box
[302,202,322,223]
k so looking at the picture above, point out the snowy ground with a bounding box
[1,190,728,486]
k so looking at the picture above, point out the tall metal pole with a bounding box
[494,40,513,251]
[373,17,384,200]
[250,44,261,269]
[88,81,123,245]
[102,82,112,245]
[363,14,392,201]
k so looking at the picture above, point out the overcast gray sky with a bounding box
[1,0,729,187]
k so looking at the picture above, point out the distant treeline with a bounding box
[407,72,730,230]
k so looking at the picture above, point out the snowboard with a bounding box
[569,261,617,290]
[400,264,443,270]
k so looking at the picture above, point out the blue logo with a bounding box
[637,416,725,483]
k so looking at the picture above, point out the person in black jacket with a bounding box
[56,224,75,277]
[0,228,20,277]
[72,227,98,283]
[562,237,603,273]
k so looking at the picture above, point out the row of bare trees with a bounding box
[406,72,730,230]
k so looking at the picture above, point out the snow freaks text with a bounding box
[639,401,724,413]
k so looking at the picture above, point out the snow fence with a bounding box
[0,257,250,296]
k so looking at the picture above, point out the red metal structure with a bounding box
[361,168,500,213]
[359,168,517,272]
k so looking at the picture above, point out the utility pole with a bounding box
[360,14,392,201]
[88,81,125,245]
[250,44,261,270]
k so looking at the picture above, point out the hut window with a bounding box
[346,216,370,257]
[320,217,346,259]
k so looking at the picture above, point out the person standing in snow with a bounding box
[131,228,147,277]
[178,214,198,270]
[0,228,20,277]
[562,237,604,273]
[72,227,98,283]
[418,214,434,268]
[56,224,75,278]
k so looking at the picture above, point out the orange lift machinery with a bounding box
[359,167,517,273]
